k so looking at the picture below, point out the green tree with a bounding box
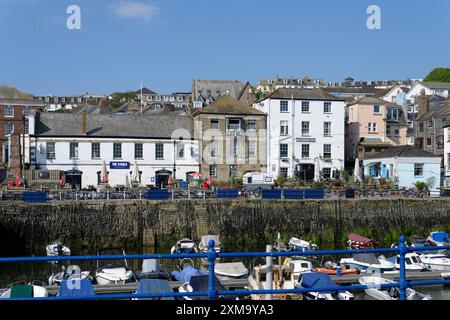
[109,91,139,108]
[423,68,450,83]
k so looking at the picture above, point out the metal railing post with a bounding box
[399,235,407,300]
[207,239,217,300]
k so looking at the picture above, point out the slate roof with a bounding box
[420,82,450,90]
[33,112,194,138]
[196,95,266,116]
[416,100,450,122]
[262,88,346,101]
[347,96,398,107]
[366,145,438,159]
[192,79,246,101]
[0,98,46,106]
[71,104,113,115]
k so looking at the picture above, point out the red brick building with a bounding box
[0,99,45,169]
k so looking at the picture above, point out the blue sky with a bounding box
[0,0,449,96]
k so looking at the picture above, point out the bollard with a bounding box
[399,235,407,300]
[266,244,273,300]
[207,239,217,300]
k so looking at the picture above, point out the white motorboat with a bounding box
[48,265,91,285]
[170,238,198,254]
[198,235,222,254]
[247,264,301,300]
[380,253,429,271]
[283,257,314,280]
[0,281,48,299]
[214,262,249,281]
[340,253,396,274]
[419,252,450,271]
[46,242,71,257]
[288,237,318,252]
[427,231,450,247]
[296,272,354,300]
[359,276,430,300]
[95,248,135,285]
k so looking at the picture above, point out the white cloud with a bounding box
[110,1,159,22]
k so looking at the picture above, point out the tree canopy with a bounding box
[423,68,450,83]
[109,91,139,108]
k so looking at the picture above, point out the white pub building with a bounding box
[254,88,346,180]
[21,112,200,189]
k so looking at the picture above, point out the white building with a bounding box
[254,88,346,180]
[22,113,199,189]
[443,121,450,188]
[406,82,450,104]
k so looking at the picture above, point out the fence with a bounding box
[0,236,449,300]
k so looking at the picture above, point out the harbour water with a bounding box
[0,243,449,300]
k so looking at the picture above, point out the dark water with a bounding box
[1,244,449,300]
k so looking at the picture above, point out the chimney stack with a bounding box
[418,90,429,117]
[82,111,87,134]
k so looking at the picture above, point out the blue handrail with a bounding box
[1,237,449,301]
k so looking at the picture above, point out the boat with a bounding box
[427,231,450,247]
[178,275,237,300]
[380,253,429,271]
[49,265,91,285]
[314,261,359,275]
[134,279,175,300]
[94,248,136,285]
[410,235,429,248]
[419,252,450,271]
[339,253,396,274]
[283,257,314,280]
[247,264,302,300]
[171,265,208,282]
[214,262,249,281]
[46,242,71,257]
[198,235,222,254]
[296,272,354,300]
[347,233,380,250]
[57,279,95,297]
[170,238,198,254]
[359,276,431,300]
[288,237,318,252]
[0,281,48,299]
[135,259,170,280]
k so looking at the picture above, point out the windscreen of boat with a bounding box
[353,253,380,265]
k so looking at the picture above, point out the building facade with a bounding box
[21,113,200,189]
[193,96,267,180]
[254,88,346,180]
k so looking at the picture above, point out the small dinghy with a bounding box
[198,235,222,254]
[347,233,380,250]
[178,275,236,300]
[296,272,354,300]
[214,262,249,281]
[427,231,450,247]
[340,253,396,274]
[135,259,170,281]
[170,238,198,254]
[58,279,95,297]
[288,237,318,252]
[134,279,175,300]
[314,261,359,276]
[95,248,136,285]
[359,276,431,300]
[46,242,71,257]
[409,235,429,248]
[171,265,208,282]
[49,265,91,286]
[1,281,48,299]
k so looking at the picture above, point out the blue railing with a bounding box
[1,236,450,300]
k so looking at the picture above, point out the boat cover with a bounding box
[348,233,371,243]
[215,262,248,277]
[300,272,342,293]
[58,280,94,297]
[136,279,174,300]
[142,259,161,273]
[171,265,208,282]
[187,275,236,300]
[353,253,380,265]
[431,232,449,243]
[10,285,33,298]
[200,235,221,247]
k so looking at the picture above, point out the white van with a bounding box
[243,172,274,190]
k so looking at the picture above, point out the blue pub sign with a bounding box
[109,161,130,169]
